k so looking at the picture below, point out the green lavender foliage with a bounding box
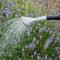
[0,21,60,60]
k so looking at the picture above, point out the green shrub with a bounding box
[0,0,60,60]
[1,21,60,60]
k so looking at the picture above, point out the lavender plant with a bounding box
[0,21,60,60]
[0,0,60,60]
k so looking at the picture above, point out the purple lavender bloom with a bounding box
[4,4,9,6]
[4,2,15,7]
[2,8,12,16]
[44,37,53,49]
[57,24,60,28]
[8,2,15,6]
[28,42,35,49]
[39,26,46,33]
[39,28,44,33]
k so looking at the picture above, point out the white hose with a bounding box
[22,16,46,25]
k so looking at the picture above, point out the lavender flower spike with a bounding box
[57,24,60,29]
[2,8,12,16]
[44,37,53,49]
[29,42,35,49]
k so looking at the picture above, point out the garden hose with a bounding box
[22,15,60,26]
[47,16,60,20]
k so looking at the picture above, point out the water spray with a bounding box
[4,15,60,38]
[1,15,60,48]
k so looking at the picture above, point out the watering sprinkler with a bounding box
[4,15,60,35]
[22,15,60,26]
[1,15,60,48]
[4,15,60,40]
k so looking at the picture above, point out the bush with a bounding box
[0,0,60,60]
[1,21,60,60]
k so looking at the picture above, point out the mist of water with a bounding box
[0,18,29,56]
[5,18,28,43]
